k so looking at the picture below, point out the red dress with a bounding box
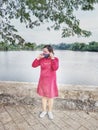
[32,57,59,98]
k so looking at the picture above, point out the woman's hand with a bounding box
[37,54,44,60]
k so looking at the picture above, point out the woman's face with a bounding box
[43,48,50,54]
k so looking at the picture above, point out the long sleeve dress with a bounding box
[32,57,59,98]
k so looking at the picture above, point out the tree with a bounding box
[88,41,98,51]
[0,0,98,44]
[24,42,37,50]
[0,41,8,50]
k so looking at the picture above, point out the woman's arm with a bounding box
[51,57,59,71]
[32,59,40,68]
[32,54,44,68]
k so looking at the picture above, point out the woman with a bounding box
[32,45,59,120]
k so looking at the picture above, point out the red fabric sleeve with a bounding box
[51,57,59,71]
[32,59,40,68]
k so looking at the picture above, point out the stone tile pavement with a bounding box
[0,103,98,130]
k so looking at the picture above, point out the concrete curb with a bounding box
[0,81,98,112]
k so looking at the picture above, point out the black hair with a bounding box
[43,45,54,54]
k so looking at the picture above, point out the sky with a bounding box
[12,4,98,44]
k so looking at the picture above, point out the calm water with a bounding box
[0,50,98,86]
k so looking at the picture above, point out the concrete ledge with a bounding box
[0,81,38,97]
[0,81,98,100]
[59,84,98,100]
[0,81,98,112]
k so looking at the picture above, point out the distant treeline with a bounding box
[53,41,98,52]
[0,41,98,52]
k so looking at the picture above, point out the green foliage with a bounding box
[0,41,98,52]
[53,43,71,50]
[0,41,37,51]
[87,41,98,51]
[52,41,98,52]
[0,41,8,51]
[23,42,37,50]
[70,42,87,51]
[0,0,98,43]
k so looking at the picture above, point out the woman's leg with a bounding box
[47,98,54,119]
[42,97,47,112]
[47,98,53,112]
[39,97,47,118]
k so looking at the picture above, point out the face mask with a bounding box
[43,53,50,58]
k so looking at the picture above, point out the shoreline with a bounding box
[0,80,98,99]
[0,80,98,112]
[0,80,98,88]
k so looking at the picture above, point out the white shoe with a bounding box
[39,111,47,118]
[48,112,53,120]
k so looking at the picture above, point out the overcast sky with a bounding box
[12,4,98,44]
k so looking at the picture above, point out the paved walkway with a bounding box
[0,102,98,130]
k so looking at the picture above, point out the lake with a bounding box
[0,50,98,86]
